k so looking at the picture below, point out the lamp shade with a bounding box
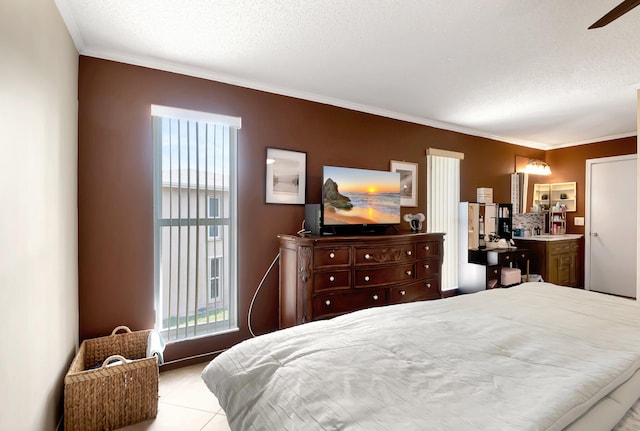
[524,159,551,175]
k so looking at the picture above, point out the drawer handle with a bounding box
[364,275,370,282]
[521,254,526,258]
[424,246,430,251]
[400,290,406,296]
[493,269,498,274]
[329,252,335,259]
[426,283,432,288]
[329,275,335,282]
[406,250,412,256]
[325,300,331,306]
[424,264,430,269]
[364,253,372,260]
[406,270,412,276]
[505,256,510,260]
[372,294,379,301]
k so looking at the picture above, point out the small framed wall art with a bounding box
[265,148,306,204]
[390,160,418,207]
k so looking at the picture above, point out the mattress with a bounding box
[569,367,640,430]
[203,283,640,430]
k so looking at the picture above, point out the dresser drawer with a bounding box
[416,240,441,259]
[354,263,415,287]
[354,244,415,266]
[314,247,351,268]
[498,250,528,266]
[313,289,386,320]
[486,265,501,289]
[416,258,441,278]
[388,279,441,304]
[313,270,351,292]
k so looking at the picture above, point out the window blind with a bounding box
[426,149,463,291]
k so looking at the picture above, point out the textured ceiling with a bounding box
[55,0,640,149]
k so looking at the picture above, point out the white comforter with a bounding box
[202,283,640,430]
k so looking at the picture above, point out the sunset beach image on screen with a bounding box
[322,166,401,226]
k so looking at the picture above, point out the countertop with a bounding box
[513,234,583,242]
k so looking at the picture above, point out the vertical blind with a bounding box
[152,105,241,342]
[426,149,463,291]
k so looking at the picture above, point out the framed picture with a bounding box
[265,148,306,204]
[390,160,418,207]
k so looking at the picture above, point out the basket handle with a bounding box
[111,325,132,335]
[100,355,128,369]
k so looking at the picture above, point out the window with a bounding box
[426,148,463,291]
[152,105,241,342]
[208,257,222,302]
[207,196,220,239]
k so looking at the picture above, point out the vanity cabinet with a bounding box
[514,237,583,288]
[278,232,445,328]
[547,240,581,287]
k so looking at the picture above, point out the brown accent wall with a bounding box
[545,137,636,235]
[78,56,633,362]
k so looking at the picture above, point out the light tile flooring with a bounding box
[118,361,230,431]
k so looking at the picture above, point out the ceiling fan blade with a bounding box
[589,0,640,29]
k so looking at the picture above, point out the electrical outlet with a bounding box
[574,217,584,226]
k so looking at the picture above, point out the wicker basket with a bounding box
[64,326,159,431]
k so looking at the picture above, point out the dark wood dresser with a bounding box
[278,232,445,328]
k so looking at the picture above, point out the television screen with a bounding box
[322,166,401,227]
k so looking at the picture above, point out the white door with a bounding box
[585,154,637,297]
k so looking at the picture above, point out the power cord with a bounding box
[248,252,280,337]
[297,219,308,235]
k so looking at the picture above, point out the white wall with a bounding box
[0,0,78,429]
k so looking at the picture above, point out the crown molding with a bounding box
[54,0,86,52]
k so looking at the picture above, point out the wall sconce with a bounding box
[524,159,551,175]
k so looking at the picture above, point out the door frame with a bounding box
[585,153,637,293]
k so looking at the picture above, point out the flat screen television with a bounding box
[322,165,401,234]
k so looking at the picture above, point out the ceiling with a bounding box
[54,0,640,150]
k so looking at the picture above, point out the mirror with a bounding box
[511,172,528,214]
[513,156,532,214]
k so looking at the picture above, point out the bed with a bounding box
[202,282,640,430]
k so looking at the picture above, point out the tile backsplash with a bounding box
[513,213,545,236]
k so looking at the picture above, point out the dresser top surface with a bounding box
[278,232,446,245]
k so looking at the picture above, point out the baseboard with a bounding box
[442,288,459,298]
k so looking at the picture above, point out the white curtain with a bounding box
[427,150,463,291]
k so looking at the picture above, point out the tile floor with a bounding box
[118,361,230,431]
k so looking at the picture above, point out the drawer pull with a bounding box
[521,254,526,258]
[329,275,335,282]
[364,276,370,282]
[372,294,379,301]
[406,250,412,256]
[425,245,430,251]
[424,264,430,269]
[400,290,406,296]
[329,252,335,259]
[426,283,432,288]
[325,300,331,306]
[364,253,372,260]
[406,270,412,276]
[493,269,498,274]
[505,256,510,260]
